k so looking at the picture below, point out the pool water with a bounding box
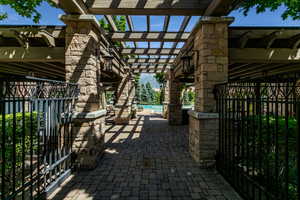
[139,105,193,113]
[140,105,163,112]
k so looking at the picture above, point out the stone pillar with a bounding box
[162,71,170,119]
[167,70,182,125]
[114,74,134,124]
[63,15,106,169]
[188,17,233,167]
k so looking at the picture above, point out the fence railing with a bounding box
[215,80,300,200]
[0,76,78,200]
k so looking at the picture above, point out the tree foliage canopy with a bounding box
[240,0,300,20]
[0,0,54,23]
[154,73,165,87]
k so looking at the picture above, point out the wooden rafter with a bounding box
[204,0,234,16]
[125,15,137,48]
[50,0,88,14]
[109,32,190,42]
[147,15,150,49]
[88,0,207,15]
[127,58,175,64]
[0,47,64,63]
[260,31,282,49]
[160,15,170,49]
[121,48,180,55]
[289,33,300,49]
[230,48,300,63]
[172,16,191,49]
[237,31,252,48]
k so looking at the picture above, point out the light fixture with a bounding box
[181,55,193,75]
[103,47,114,72]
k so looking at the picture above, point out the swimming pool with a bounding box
[139,105,193,113]
[140,105,163,112]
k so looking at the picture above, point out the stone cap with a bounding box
[188,110,219,119]
[71,109,107,119]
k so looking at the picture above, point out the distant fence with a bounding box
[0,76,78,200]
[215,76,300,200]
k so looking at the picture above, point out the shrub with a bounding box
[240,115,297,199]
[0,112,38,197]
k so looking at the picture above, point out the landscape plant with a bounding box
[0,111,38,197]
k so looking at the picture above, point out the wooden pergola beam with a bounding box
[160,15,170,49]
[109,32,190,42]
[289,33,300,49]
[230,48,300,63]
[172,16,191,48]
[204,0,233,16]
[237,31,252,48]
[121,48,180,55]
[0,47,64,63]
[261,31,282,49]
[88,0,206,15]
[50,0,88,14]
[127,58,175,64]
[125,15,137,48]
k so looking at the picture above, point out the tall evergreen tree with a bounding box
[145,82,154,104]
[154,73,166,105]
[140,84,148,103]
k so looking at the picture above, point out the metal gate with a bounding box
[0,76,78,200]
[215,76,300,200]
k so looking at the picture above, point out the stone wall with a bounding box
[65,17,106,169]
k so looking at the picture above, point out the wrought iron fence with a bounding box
[215,78,300,200]
[0,76,78,200]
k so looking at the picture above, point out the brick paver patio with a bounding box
[49,112,242,200]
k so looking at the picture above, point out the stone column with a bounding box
[63,15,106,169]
[162,70,170,119]
[168,70,182,125]
[114,74,134,124]
[188,17,233,167]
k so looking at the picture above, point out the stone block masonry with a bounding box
[63,15,107,169]
[114,75,135,125]
[189,17,234,167]
[167,69,183,125]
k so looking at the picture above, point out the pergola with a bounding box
[50,0,240,74]
[2,1,300,200]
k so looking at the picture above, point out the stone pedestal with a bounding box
[72,110,106,169]
[189,17,233,166]
[162,102,169,119]
[63,15,106,169]
[189,111,218,167]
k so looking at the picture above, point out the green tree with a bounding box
[140,84,148,104]
[145,82,155,104]
[0,0,54,23]
[240,1,300,20]
[154,73,166,104]
[99,16,127,47]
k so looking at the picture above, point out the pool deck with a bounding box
[48,111,242,200]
